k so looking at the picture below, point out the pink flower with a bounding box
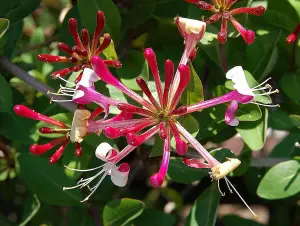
[179,66,279,126]
[37,11,121,83]
[185,0,266,44]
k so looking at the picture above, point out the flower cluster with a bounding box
[37,11,121,82]
[185,0,265,44]
[14,4,278,218]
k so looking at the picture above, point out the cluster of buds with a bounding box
[286,23,300,44]
[185,0,265,44]
[37,11,122,83]
[14,5,278,218]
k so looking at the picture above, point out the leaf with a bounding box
[280,72,300,104]
[18,153,83,205]
[290,115,300,128]
[103,198,145,226]
[269,110,295,130]
[184,183,220,226]
[223,215,263,226]
[181,62,204,105]
[78,0,121,44]
[19,194,40,226]
[0,76,12,112]
[236,108,268,151]
[182,114,199,137]
[271,130,300,157]
[0,18,9,39]
[150,135,164,157]
[102,38,118,60]
[132,209,176,226]
[122,0,156,32]
[117,50,149,91]
[263,10,296,31]
[6,0,41,24]
[257,160,300,199]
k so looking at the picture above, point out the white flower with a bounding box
[176,17,206,35]
[226,66,254,96]
[63,142,130,202]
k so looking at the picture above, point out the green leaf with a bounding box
[223,215,263,226]
[102,38,118,60]
[280,72,300,104]
[290,115,300,128]
[18,153,83,205]
[269,110,295,130]
[122,0,156,32]
[0,18,9,39]
[117,50,149,91]
[232,147,252,176]
[150,135,164,157]
[103,198,145,226]
[263,10,296,31]
[132,209,176,226]
[237,108,268,151]
[271,130,300,157]
[6,0,41,24]
[184,183,220,226]
[181,62,204,105]
[0,76,12,112]
[78,0,121,44]
[182,114,199,137]
[257,160,300,199]
[19,194,40,226]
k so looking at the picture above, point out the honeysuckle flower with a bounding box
[286,23,300,44]
[185,0,266,44]
[63,142,131,202]
[180,127,258,218]
[177,66,279,126]
[13,105,132,163]
[37,11,121,82]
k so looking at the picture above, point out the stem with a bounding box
[290,37,298,72]
[0,56,76,112]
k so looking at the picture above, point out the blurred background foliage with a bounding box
[0,0,300,225]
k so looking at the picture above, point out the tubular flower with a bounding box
[180,127,258,218]
[14,105,91,163]
[63,142,131,202]
[185,0,266,44]
[13,105,132,163]
[178,66,279,126]
[37,11,122,83]
[286,23,300,44]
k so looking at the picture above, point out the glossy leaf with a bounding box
[132,209,176,226]
[185,183,220,226]
[0,18,9,39]
[280,72,300,104]
[0,76,12,112]
[18,153,83,205]
[103,198,145,226]
[257,160,300,199]
[19,194,40,226]
[6,0,40,24]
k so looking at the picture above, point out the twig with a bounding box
[0,56,76,112]
[220,44,227,73]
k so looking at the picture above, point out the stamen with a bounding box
[51,99,73,103]
[255,89,279,96]
[56,76,76,87]
[217,180,225,196]
[251,102,280,107]
[251,77,271,89]
[224,177,258,219]
[251,86,270,92]
[64,163,106,172]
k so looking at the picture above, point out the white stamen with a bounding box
[224,177,233,193]
[255,89,279,96]
[56,75,76,86]
[251,86,270,92]
[224,177,258,219]
[217,180,225,196]
[51,99,72,102]
[64,164,105,172]
[251,77,272,89]
[251,102,280,107]
[60,84,76,91]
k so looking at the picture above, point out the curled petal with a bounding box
[77,68,99,88]
[111,163,130,187]
[225,100,239,126]
[95,142,118,162]
[182,158,211,168]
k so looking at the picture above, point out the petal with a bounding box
[226,66,254,96]
[225,100,240,127]
[182,158,211,168]
[111,163,130,187]
[76,68,99,88]
[95,142,118,161]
